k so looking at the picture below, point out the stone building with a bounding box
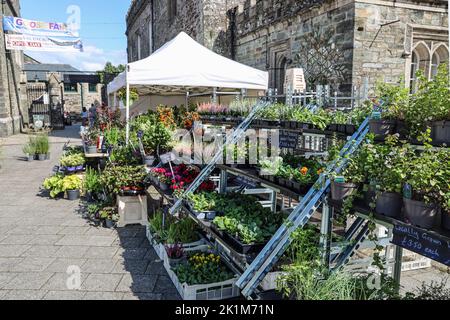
[0,0,27,137]
[126,0,448,95]
[24,57,103,116]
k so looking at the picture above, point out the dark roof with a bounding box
[23,63,83,82]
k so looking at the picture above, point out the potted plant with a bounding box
[43,174,64,198]
[329,152,364,201]
[366,138,405,218]
[60,153,85,173]
[84,167,102,202]
[85,129,99,154]
[165,243,185,266]
[408,65,450,145]
[187,192,217,220]
[99,207,119,229]
[35,134,49,161]
[22,142,35,161]
[402,135,442,229]
[62,175,83,201]
[369,82,408,139]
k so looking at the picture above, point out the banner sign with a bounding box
[3,16,83,52]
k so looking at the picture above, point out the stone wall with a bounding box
[231,0,356,92]
[0,0,27,137]
[63,83,103,114]
[352,0,448,90]
[126,0,246,60]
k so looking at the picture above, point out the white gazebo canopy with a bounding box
[107,32,268,95]
[107,31,269,143]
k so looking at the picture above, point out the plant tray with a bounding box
[163,245,240,300]
[211,224,267,255]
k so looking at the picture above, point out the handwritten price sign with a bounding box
[392,224,450,266]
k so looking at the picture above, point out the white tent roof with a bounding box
[107,32,268,95]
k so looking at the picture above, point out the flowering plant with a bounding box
[197,102,228,115]
[172,252,234,285]
[165,243,184,259]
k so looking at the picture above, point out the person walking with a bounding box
[89,103,97,127]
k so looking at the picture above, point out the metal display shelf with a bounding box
[216,164,304,200]
[200,117,352,137]
[328,198,450,243]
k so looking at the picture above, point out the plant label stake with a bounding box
[160,152,176,180]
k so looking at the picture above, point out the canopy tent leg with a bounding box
[126,82,130,145]
[113,92,117,110]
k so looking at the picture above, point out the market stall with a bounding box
[107,32,269,143]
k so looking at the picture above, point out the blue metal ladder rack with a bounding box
[169,100,271,215]
[236,117,370,297]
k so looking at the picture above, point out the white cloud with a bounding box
[25,45,127,71]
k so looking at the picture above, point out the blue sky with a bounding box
[21,0,129,71]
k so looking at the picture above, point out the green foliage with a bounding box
[22,142,35,156]
[173,252,234,285]
[28,134,49,154]
[407,64,450,136]
[404,279,450,300]
[43,174,82,197]
[187,192,217,212]
[100,165,147,194]
[375,79,410,120]
[109,145,141,166]
[84,167,102,193]
[60,153,85,167]
[61,175,82,191]
[99,207,119,222]
[212,193,283,244]
[43,174,64,198]
[148,210,199,244]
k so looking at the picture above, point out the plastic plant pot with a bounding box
[27,154,34,161]
[38,154,47,161]
[144,156,155,166]
[105,219,115,229]
[86,145,98,154]
[67,189,80,201]
[330,181,357,201]
[431,121,450,145]
[442,212,450,231]
[159,182,169,191]
[75,165,84,172]
[369,119,396,138]
[375,192,403,218]
[403,198,438,229]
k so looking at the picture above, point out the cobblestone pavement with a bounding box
[0,126,180,300]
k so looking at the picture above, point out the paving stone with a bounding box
[83,246,119,259]
[114,237,146,249]
[7,226,39,235]
[154,275,179,295]
[2,290,47,300]
[84,227,116,237]
[81,259,116,274]
[53,246,90,258]
[28,235,64,245]
[42,272,87,291]
[21,245,61,258]
[3,272,53,290]
[14,257,55,272]
[57,226,91,235]
[122,292,162,300]
[145,261,167,276]
[114,248,149,260]
[56,235,116,247]
[0,245,31,257]
[81,274,124,292]
[43,290,86,300]
[0,290,9,299]
[83,291,125,300]
[45,258,87,273]
[33,226,65,235]
[0,234,34,245]
[0,258,23,272]
[112,259,151,275]
[116,274,157,293]
[0,273,20,290]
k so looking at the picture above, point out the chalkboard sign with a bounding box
[392,223,450,266]
[279,130,299,149]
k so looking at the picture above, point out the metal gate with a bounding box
[27,83,65,130]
